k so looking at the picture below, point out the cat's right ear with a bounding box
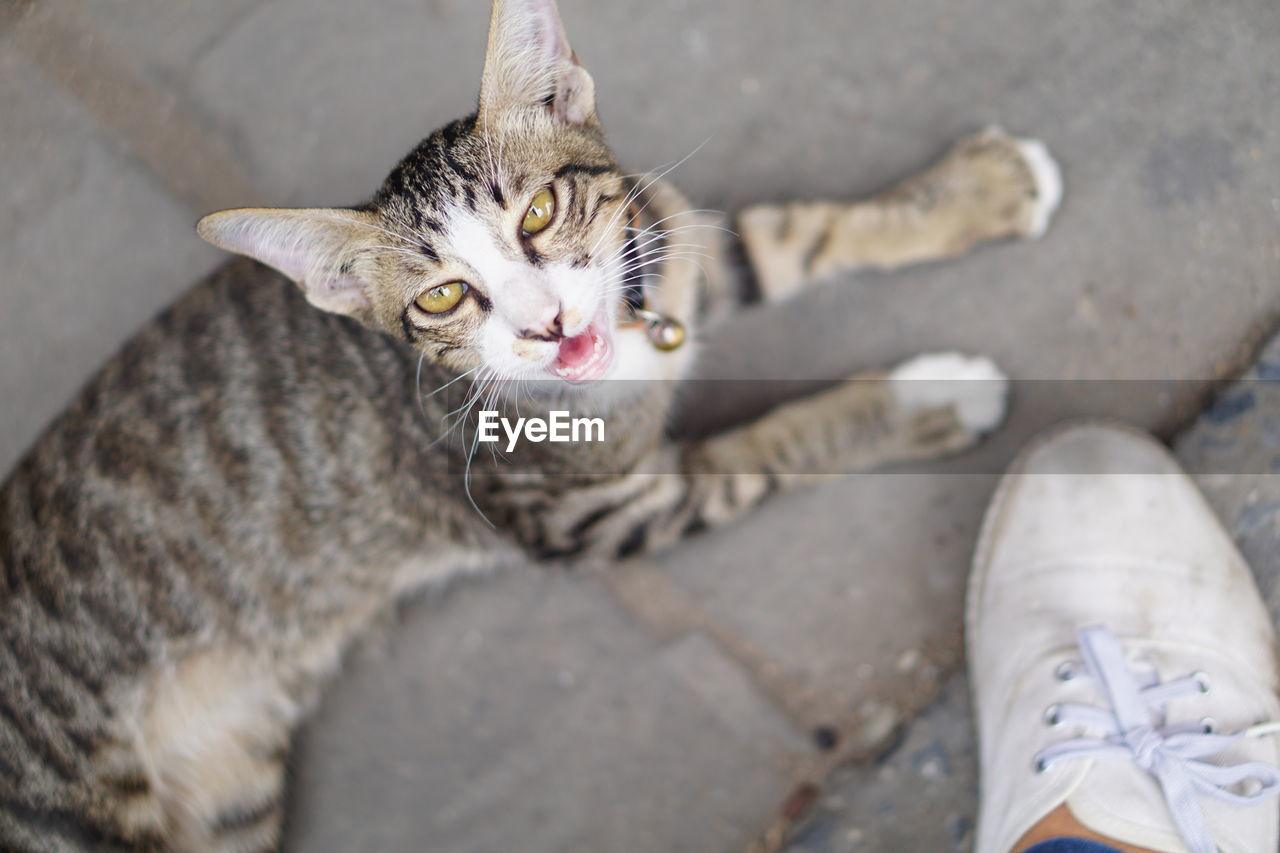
[478,0,596,127]
[197,209,380,318]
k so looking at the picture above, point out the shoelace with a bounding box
[1035,626,1280,853]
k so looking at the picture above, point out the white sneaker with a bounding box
[967,422,1280,853]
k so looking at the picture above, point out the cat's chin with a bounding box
[550,320,614,384]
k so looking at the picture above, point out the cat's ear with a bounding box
[196,209,380,318]
[478,0,596,127]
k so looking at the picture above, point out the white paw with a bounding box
[1013,136,1063,238]
[890,352,1010,434]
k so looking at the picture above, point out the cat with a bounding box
[0,0,1062,850]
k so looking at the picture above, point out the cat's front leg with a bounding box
[737,127,1063,301]
[537,352,1007,560]
[686,351,1008,482]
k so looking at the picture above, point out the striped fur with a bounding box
[0,2,1057,850]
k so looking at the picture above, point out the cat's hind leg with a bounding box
[738,126,1063,301]
[139,651,300,853]
[0,648,292,853]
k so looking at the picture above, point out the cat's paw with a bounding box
[890,352,1010,435]
[1003,130,1063,239]
[943,126,1064,241]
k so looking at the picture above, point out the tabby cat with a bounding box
[0,0,1062,849]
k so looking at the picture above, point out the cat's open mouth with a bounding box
[552,320,613,383]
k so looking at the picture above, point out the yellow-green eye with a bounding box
[415,281,468,314]
[522,187,556,237]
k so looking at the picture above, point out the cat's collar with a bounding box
[621,199,658,314]
[619,198,686,353]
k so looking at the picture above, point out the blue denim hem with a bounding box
[1024,840,1124,853]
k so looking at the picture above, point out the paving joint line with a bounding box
[7,0,264,215]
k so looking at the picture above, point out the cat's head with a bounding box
[198,0,693,393]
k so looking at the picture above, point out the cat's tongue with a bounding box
[553,323,613,383]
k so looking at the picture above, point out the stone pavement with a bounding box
[2,1,1278,850]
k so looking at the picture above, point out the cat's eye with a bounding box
[522,187,556,237]
[415,281,469,314]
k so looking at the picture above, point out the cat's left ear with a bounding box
[478,0,596,127]
[196,208,381,318]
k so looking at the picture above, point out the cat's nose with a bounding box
[517,309,565,343]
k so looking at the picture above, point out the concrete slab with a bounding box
[185,0,489,206]
[0,47,222,470]
[8,0,263,212]
[637,473,990,729]
[71,0,269,88]
[287,569,804,853]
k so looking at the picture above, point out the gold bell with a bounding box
[628,307,686,352]
[646,316,687,352]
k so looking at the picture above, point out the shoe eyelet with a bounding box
[1192,672,1211,694]
[1043,705,1063,727]
[1034,756,1052,774]
[1054,661,1078,682]
[1201,716,1217,734]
